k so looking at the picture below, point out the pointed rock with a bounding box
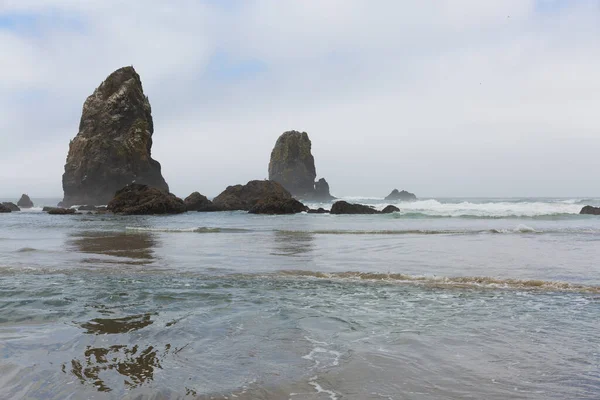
[61,66,168,207]
[17,194,33,208]
[384,189,417,202]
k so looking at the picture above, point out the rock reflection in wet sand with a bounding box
[271,230,315,257]
[79,313,154,334]
[63,344,170,392]
[70,231,156,262]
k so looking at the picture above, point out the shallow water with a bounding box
[1,197,600,399]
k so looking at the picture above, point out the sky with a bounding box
[0,0,599,198]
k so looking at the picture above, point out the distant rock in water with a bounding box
[249,198,308,215]
[381,205,400,214]
[213,180,294,211]
[0,204,12,213]
[17,194,33,208]
[61,66,169,207]
[2,202,20,211]
[268,131,335,200]
[308,207,329,214]
[330,201,379,215]
[47,207,76,215]
[107,184,185,215]
[384,189,417,202]
[184,192,219,212]
[580,205,600,215]
[77,205,97,211]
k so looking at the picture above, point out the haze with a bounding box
[1,0,599,198]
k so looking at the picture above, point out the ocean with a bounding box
[1,197,600,399]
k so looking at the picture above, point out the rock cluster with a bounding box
[212,180,293,211]
[47,208,76,215]
[61,66,169,207]
[107,184,185,215]
[17,194,33,208]
[268,131,334,201]
[580,206,600,215]
[384,189,417,202]
[331,201,399,215]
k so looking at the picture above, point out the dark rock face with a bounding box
[184,192,219,212]
[384,189,417,202]
[381,205,400,214]
[107,184,185,215]
[61,66,169,207]
[313,178,335,201]
[330,201,379,215]
[268,131,316,196]
[580,206,600,215]
[213,180,292,211]
[0,204,11,213]
[308,207,329,214]
[47,207,76,215]
[17,194,34,208]
[2,202,20,211]
[249,198,308,215]
[78,205,97,211]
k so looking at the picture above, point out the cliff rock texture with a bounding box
[61,66,168,206]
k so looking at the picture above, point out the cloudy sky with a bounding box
[1,0,599,198]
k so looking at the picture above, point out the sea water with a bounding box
[1,197,600,399]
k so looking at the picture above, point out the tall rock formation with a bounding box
[268,131,334,200]
[61,66,168,206]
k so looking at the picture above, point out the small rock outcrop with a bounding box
[2,202,20,211]
[313,178,335,201]
[184,192,219,212]
[78,205,97,211]
[381,205,400,214]
[47,207,76,215]
[580,206,600,215]
[385,189,417,202]
[330,201,379,215]
[17,194,34,208]
[249,198,308,215]
[61,66,169,207]
[268,131,335,200]
[308,207,329,214]
[0,204,12,213]
[212,180,293,211]
[107,184,185,215]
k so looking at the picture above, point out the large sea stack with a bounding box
[61,66,169,207]
[268,131,334,201]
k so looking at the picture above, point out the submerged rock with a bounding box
[78,205,97,211]
[381,205,400,214]
[0,204,11,213]
[107,184,185,215]
[249,198,308,215]
[330,201,379,215]
[213,180,293,211]
[580,205,600,215]
[61,66,169,207]
[308,207,329,214]
[47,207,76,215]
[184,192,219,212]
[17,194,33,208]
[384,189,417,202]
[2,202,20,211]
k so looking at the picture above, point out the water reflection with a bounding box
[69,231,156,264]
[79,313,154,334]
[63,344,171,392]
[271,230,315,257]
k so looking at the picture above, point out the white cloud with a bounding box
[1,0,599,198]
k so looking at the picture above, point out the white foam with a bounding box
[308,376,339,400]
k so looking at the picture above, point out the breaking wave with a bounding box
[275,270,600,293]
[125,226,252,233]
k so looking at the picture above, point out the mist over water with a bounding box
[1,197,600,399]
